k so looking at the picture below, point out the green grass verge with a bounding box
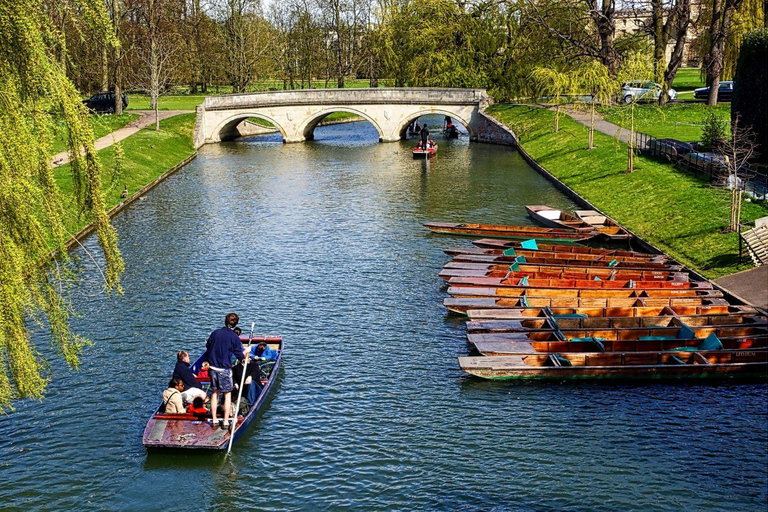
[246,111,361,128]
[672,67,705,92]
[55,114,196,236]
[486,104,767,279]
[598,103,731,142]
[52,113,138,154]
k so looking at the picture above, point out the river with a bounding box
[1,119,766,511]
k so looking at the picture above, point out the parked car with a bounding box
[83,92,128,113]
[693,81,733,102]
[646,138,695,160]
[621,81,677,104]
[681,151,728,174]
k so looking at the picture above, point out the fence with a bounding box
[631,131,768,200]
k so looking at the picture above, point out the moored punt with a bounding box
[526,205,632,241]
[142,336,283,450]
[466,314,767,333]
[448,248,667,265]
[575,209,633,241]
[451,253,683,271]
[468,239,663,259]
[439,265,687,282]
[465,304,759,320]
[447,276,712,291]
[423,222,599,243]
[457,351,768,380]
[466,324,768,346]
[443,296,729,314]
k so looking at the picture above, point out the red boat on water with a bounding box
[413,143,437,158]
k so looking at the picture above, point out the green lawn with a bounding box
[487,104,767,278]
[55,114,196,235]
[598,103,731,142]
[51,113,138,154]
[127,96,204,111]
[672,67,705,92]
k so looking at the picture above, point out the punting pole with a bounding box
[227,321,255,455]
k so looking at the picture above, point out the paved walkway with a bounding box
[714,266,768,312]
[553,105,632,143]
[52,110,192,167]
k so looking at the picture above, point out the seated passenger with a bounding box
[231,356,262,406]
[197,362,210,380]
[162,378,186,414]
[173,351,207,404]
[250,341,278,361]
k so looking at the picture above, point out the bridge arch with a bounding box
[211,112,287,143]
[397,109,474,140]
[300,107,385,141]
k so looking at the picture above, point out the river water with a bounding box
[2,120,766,511]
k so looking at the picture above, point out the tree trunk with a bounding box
[704,0,743,106]
[651,0,666,84]
[102,47,109,92]
[591,0,617,75]
[589,102,595,150]
[662,0,692,106]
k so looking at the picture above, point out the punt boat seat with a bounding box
[570,337,606,352]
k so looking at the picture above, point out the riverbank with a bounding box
[485,104,768,279]
[55,113,196,247]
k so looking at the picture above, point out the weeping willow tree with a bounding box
[574,61,616,150]
[617,53,654,172]
[529,66,572,133]
[0,0,124,411]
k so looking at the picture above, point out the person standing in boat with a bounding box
[204,313,246,429]
[420,124,430,149]
[173,351,207,405]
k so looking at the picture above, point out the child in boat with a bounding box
[197,362,210,380]
[187,396,209,417]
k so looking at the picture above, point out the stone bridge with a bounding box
[193,88,514,147]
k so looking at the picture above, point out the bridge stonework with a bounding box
[193,88,511,147]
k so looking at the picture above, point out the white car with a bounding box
[621,81,677,103]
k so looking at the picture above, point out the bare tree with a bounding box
[719,116,758,232]
[315,0,369,87]
[218,0,273,93]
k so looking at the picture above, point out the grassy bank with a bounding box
[247,111,362,128]
[598,103,731,142]
[486,104,768,278]
[52,113,138,154]
[55,114,196,236]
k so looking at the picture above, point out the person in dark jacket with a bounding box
[173,351,206,404]
[420,124,430,149]
[204,313,246,429]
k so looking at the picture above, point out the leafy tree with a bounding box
[0,0,124,411]
[701,110,729,151]
[574,60,616,149]
[529,66,572,133]
[732,27,768,162]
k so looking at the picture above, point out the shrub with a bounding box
[701,110,727,152]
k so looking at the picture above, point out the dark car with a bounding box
[83,91,128,113]
[646,138,695,160]
[693,81,733,102]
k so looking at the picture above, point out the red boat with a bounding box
[413,143,437,158]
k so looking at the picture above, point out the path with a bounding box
[52,110,192,167]
[555,105,632,143]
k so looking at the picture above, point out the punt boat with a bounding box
[526,205,631,241]
[469,239,663,259]
[142,335,283,450]
[439,264,687,282]
[413,143,437,157]
[443,296,729,314]
[465,304,759,320]
[458,350,768,380]
[423,222,599,243]
[466,314,767,333]
[447,247,667,265]
[446,276,712,291]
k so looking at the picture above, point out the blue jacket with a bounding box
[250,344,278,361]
[173,360,200,391]
[205,327,244,369]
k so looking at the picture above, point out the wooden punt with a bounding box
[575,209,634,241]
[447,276,712,291]
[440,264,687,282]
[447,286,722,300]
[423,222,599,243]
[458,351,768,380]
[467,324,768,346]
[443,296,729,314]
[469,239,663,259]
[451,253,683,271]
[142,336,283,450]
[526,205,632,241]
[466,314,767,333]
[448,247,667,265]
[465,304,759,321]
